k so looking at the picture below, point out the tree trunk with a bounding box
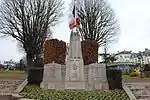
[26,53,34,77]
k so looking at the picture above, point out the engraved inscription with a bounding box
[70,63,80,81]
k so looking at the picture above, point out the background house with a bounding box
[113,50,136,73]
[115,50,133,63]
[112,49,150,73]
[141,48,150,65]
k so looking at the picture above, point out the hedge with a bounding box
[27,68,43,85]
[81,40,98,65]
[144,64,150,71]
[143,64,150,78]
[43,39,66,65]
[27,58,44,85]
[107,69,122,89]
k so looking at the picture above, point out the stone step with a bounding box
[0,79,24,96]
[126,82,150,84]
[136,95,150,97]
[0,90,17,92]
[0,92,13,95]
[0,80,23,82]
[139,99,150,100]
[0,84,18,86]
[138,98,150,100]
[126,84,147,86]
[129,87,144,90]
[136,95,150,99]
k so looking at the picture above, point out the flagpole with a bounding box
[74,0,76,26]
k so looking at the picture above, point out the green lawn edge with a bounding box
[122,75,150,81]
[0,70,26,79]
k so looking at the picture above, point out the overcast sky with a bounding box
[0,0,150,62]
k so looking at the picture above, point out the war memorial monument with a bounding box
[40,27,109,90]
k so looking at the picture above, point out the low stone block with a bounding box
[65,81,85,90]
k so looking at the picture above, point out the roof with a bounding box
[115,50,132,56]
[131,49,150,58]
[136,49,150,57]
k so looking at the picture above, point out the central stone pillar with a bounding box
[65,28,85,90]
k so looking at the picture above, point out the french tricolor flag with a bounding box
[69,3,80,30]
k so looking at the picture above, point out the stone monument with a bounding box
[65,28,85,89]
[41,27,109,90]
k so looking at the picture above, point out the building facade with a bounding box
[140,48,150,64]
[115,48,150,65]
[115,50,133,63]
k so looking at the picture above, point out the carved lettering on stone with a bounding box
[70,63,80,81]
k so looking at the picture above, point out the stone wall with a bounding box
[41,63,109,90]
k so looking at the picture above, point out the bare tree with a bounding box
[76,0,119,47]
[0,0,64,69]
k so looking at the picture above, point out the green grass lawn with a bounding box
[20,85,129,100]
[0,70,26,79]
[122,75,150,81]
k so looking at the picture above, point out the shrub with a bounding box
[143,64,150,78]
[143,64,150,71]
[44,39,66,65]
[129,72,137,77]
[129,69,141,77]
[123,72,129,75]
[144,71,150,78]
[27,68,43,85]
[27,58,44,85]
[81,40,98,65]
[106,69,122,89]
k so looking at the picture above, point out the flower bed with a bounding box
[20,85,129,100]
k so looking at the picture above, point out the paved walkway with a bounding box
[124,79,150,100]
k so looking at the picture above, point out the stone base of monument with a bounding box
[41,82,65,90]
[86,63,109,90]
[65,81,85,90]
[41,63,109,91]
[40,63,65,90]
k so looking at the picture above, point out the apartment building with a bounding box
[115,48,150,65]
[114,50,133,63]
